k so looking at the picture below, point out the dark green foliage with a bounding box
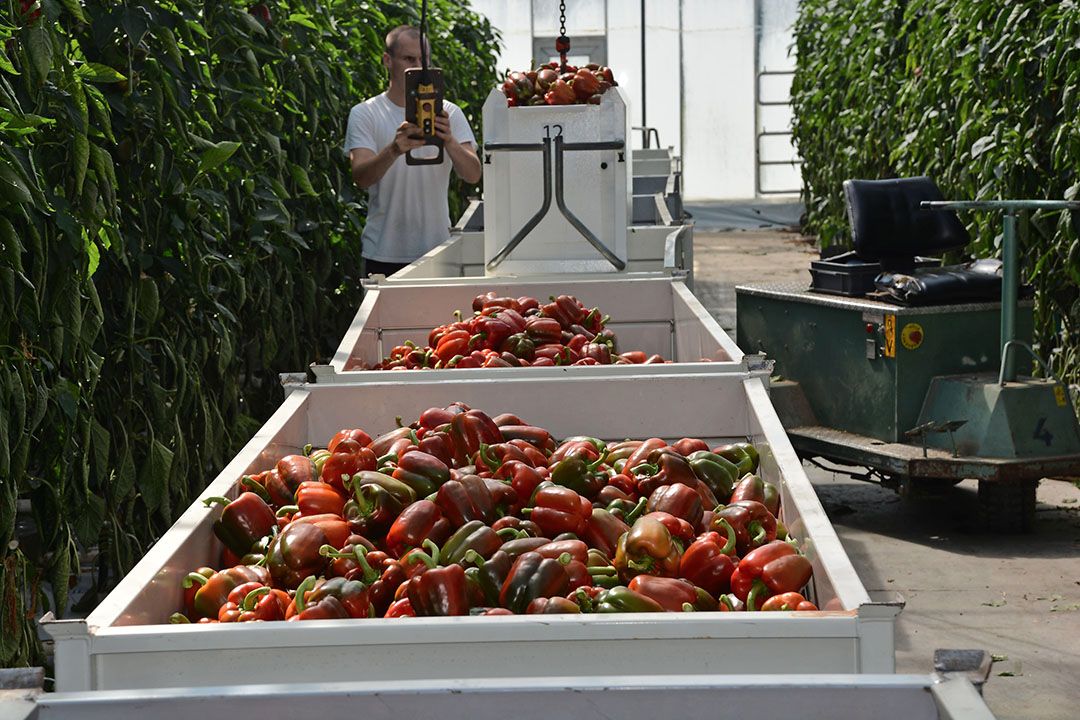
[0,0,498,666]
[792,0,1080,395]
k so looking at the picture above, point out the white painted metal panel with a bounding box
[386,224,692,286]
[45,372,896,691]
[19,676,995,720]
[482,87,631,273]
[324,275,741,382]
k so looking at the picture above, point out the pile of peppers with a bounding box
[366,292,682,370]
[173,403,817,624]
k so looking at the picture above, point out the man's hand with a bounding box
[393,121,427,156]
[434,110,482,184]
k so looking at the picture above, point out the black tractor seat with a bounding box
[809,177,1023,305]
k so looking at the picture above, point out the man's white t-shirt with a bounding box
[343,93,476,263]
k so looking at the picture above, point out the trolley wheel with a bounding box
[977,478,1038,533]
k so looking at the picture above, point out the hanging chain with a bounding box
[556,0,570,72]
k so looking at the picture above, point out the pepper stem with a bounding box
[293,575,317,612]
[182,572,210,589]
[202,496,231,508]
[242,586,271,611]
[496,527,527,540]
[681,602,696,612]
[714,518,737,556]
[276,505,299,518]
[749,520,767,546]
[625,497,648,524]
[463,549,486,567]
[239,476,271,503]
[747,579,770,611]
[169,612,191,624]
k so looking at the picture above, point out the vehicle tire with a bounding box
[977,479,1038,533]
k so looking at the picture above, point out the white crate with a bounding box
[385,223,693,287]
[45,372,900,691]
[316,275,740,383]
[16,676,993,719]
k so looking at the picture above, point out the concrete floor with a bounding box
[694,229,1080,720]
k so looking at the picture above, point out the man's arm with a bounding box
[434,112,482,184]
[350,121,427,189]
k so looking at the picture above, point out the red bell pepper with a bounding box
[672,438,710,456]
[678,522,737,597]
[384,500,453,558]
[408,564,470,616]
[711,500,778,555]
[391,451,451,498]
[499,551,570,613]
[494,461,545,513]
[729,474,767,505]
[641,511,695,547]
[760,592,818,611]
[181,567,216,618]
[267,522,329,589]
[449,410,502,464]
[203,492,277,557]
[613,516,682,582]
[624,438,668,473]
[627,575,705,612]
[529,484,593,537]
[526,596,582,614]
[241,586,290,621]
[436,474,498,526]
[637,451,700,497]
[645,483,704,532]
[582,508,630,558]
[295,481,347,517]
[320,447,377,495]
[192,565,270,619]
[384,597,416,618]
[304,576,374,619]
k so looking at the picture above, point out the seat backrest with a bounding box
[843,177,970,261]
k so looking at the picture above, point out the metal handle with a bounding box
[485,138,552,271]
[553,135,626,271]
[998,340,1056,386]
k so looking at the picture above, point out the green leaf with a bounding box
[73,131,89,196]
[197,141,241,175]
[89,417,110,482]
[85,237,99,276]
[0,45,18,76]
[288,13,320,30]
[59,0,87,24]
[75,63,126,83]
[290,164,317,196]
[25,22,53,86]
[139,439,174,513]
[72,494,106,546]
[115,437,136,500]
[0,159,32,205]
[236,11,268,37]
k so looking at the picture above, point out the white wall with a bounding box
[468,0,798,201]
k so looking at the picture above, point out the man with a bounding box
[344,25,483,277]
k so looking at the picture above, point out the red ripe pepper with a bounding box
[679,523,738,597]
[491,515,541,537]
[417,403,469,430]
[529,484,592,537]
[449,410,502,464]
[498,426,555,453]
[493,461,544,513]
[289,513,351,548]
[730,474,767,505]
[581,342,611,364]
[641,511,695,547]
[384,500,453,558]
[319,537,376,579]
[618,350,647,364]
[711,500,778,555]
[276,454,317,495]
[192,565,270,619]
[761,592,818,612]
[306,576,374,619]
[181,567,216,618]
[607,473,638,497]
[408,564,470,616]
[613,516,682,582]
[627,575,701,612]
[544,78,576,105]
[572,68,600,99]
[732,540,798,608]
[582,508,630,558]
[241,586,290,621]
[267,522,328,589]
[534,539,588,564]
[295,481,347,517]
[524,315,563,345]
[392,450,451,497]
[320,447,377,495]
[645,483,704,532]
[637,451,699,497]
[624,438,668,473]
[500,551,570,613]
[368,427,420,459]
[417,432,457,469]
[672,438,710,456]
[203,492,277,557]
[384,597,416,618]
[544,294,587,327]
[433,329,471,364]
[328,428,373,453]
[527,596,582,614]
[436,474,498,527]
[473,292,522,313]
[761,553,813,595]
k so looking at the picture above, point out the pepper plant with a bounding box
[0,0,498,667]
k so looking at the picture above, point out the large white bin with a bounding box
[44,372,900,691]
[316,275,740,382]
[10,675,994,720]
